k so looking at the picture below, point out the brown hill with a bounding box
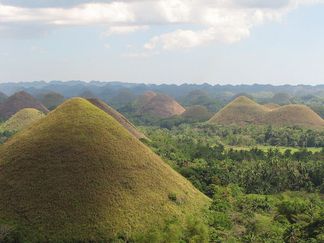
[0,91,49,120]
[135,91,157,107]
[87,98,146,140]
[209,96,324,128]
[263,104,324,127]
[138,92,185,118]
[0,98,208,241]
[209,96,268,125]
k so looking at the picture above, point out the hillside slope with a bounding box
[87,98,146,139]
[0,91,49,119]
[0,98,208,241]
[1,108,45,132]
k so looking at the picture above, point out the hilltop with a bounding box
[0,91,49,120]
[138,91,185,118]
[87,98,146,140]
[209,96,268,125]
[0,98,208,241]
[1,108,45,132]
[209,96,324,128]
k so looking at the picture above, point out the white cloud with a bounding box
[0,0,323,49]
[105,25,148,36]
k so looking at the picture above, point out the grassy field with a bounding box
[226,145,322,153]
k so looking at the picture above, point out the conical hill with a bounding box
[208,96,268,125]
[1,108,45,132]
[209,96,324,128]
[0,91,49,120]
[0,98,208,242]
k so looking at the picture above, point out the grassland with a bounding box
[0,98,209,242]
[226,145,322,153]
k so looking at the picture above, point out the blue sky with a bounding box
[0,0,323,85]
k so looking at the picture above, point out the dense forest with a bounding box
[137,124,324,242]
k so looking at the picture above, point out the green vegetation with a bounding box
[206,186,324,242]
[144,126,324,195]
[0,98,208,242]
[137,122,324,242]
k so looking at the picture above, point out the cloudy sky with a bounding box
[0,0,323,84]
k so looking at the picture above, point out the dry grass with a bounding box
[0,98,209,242]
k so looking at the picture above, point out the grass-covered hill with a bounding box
[0,91,49,120]
[181,105,212,121]
[138,91,186,118]
[209,96,268,126]
[0,98,208,242]
[264,104,324,127]
[1,108,45,132]
[38,92,65,110]
[87,98,146,140]
[209,96,324,128]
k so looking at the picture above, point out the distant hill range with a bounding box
[0,98,208,241]
[209,96,324,128]
[1,81,323,100]
[0,91,49,120]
